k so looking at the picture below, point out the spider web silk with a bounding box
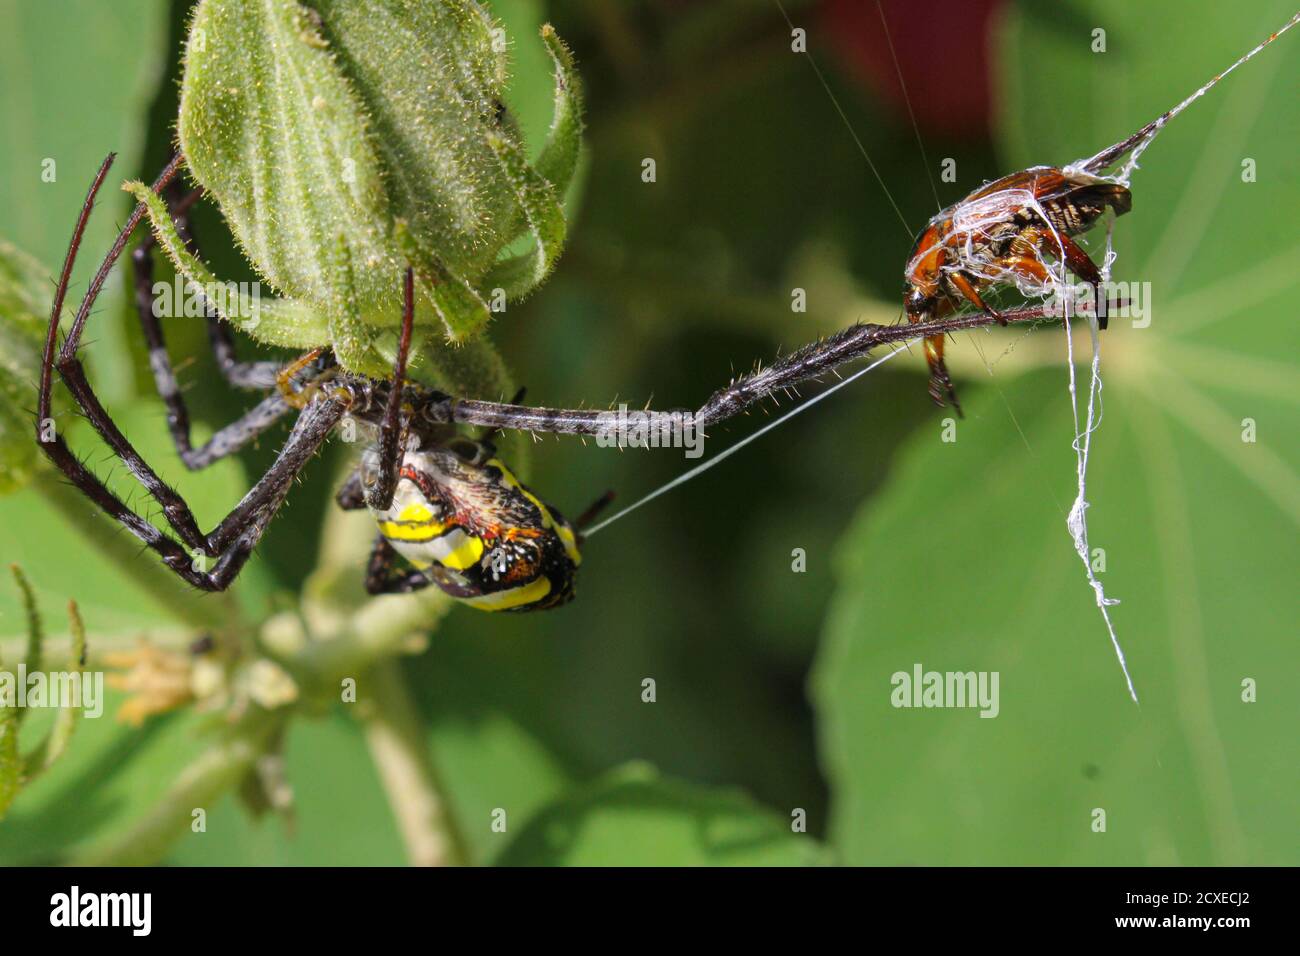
[932,179,1139,701]
[1050,10,1300,702]
[1062,222,1137,703]
[581,346,908,537]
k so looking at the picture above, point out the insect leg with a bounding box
[922,332,962,415]
[908,293,964,415]
[1052,235,1109,330]
[947,271,1004,326]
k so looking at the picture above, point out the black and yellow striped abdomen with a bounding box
[370,446,581,612]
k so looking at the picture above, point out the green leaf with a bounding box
[0,704,18,821]
[0,703,209,863]
[478,249,542,301]
[481,19,586,283]
[309,0,517,285]
[393,219,492,344]
[125,178,334,351]
[816,0,1299,865]
[22,599,86,775]
[532,24,585,200]
[483,130,566,296]
[0,239,54,496]
[496,764,828,866]
[176,0,585,364]
[326,232,381,374]
[179,0,396,310]
[0,0,168,405]
[0,577,87,821]
[0,589,21,817]
[9,565,42,722]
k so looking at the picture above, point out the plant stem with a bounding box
[360,659,469,867]
[71,710,284,866]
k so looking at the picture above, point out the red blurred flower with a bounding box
[821,0,1005,139]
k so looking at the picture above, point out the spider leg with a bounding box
[38,155,349,590]
[364,267,415,512]
[130,184,299,470]
[336,468,366,510]
[479,386,527,443]
[427,304,1059,438]
[364,535,434,595]
[44,370,346,589]
[176,394,297,471]
[136,179,283,391]
[574,490,615,533]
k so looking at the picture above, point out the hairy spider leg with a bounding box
[135,179,284,388]
[365,267,416,512]
[573,490,615,534]
[37,154,349,590]
[131,180,310,470]
[419,304,1053,439]
[479,386,527,444]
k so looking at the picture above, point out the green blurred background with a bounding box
[0,0,1295,865]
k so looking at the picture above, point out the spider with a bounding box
[45,153,1031,610]
[37,154,613,610]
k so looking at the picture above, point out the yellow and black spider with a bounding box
[43,145,1047,611]
[37,154,617,612]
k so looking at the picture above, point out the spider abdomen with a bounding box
[367,443,581,612]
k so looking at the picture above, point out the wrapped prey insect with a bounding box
[901,10,1299,412]
[903,169,1131,411]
